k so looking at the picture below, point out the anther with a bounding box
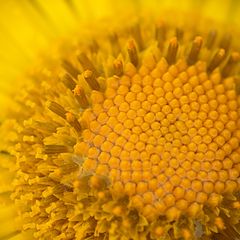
[73,85,89,108]
[182,229,192,240]
[89,175,108,189]
[44,145,68,154]
[108,33,121,58]
[222,52,240,77]
[206,30,217,49]
[235,76,240,94]
[78,52,98,76]
[175,28,184,41]
[187,36,203,65]
[66,112,82,132]
[48,101,67,119]
[62,73,76,90]
[166,37,179,65]
[154,226,164,237]
[214,217,225,230]
[220,216,240,239]
[207,48,226,73]
[155,21,166,49]
[62,60,80,79]
[127,39,138,67]
[113,59,123,76]
[89,39,99,53]
[131,23,144,50]
[219,33,232,52]
[83,69,100,90]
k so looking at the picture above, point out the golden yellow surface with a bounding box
[1,0,240,239]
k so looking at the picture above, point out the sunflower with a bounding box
[1,0,240,239]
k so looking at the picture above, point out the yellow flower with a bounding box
[1,0,240,239]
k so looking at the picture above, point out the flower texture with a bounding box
[1,1,240,240]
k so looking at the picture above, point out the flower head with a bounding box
[1,1,240,240]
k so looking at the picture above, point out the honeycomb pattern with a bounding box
[75,58,240,220]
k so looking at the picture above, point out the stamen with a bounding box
[219,33,232,52]
[44,145,68,154]
[65,112,82,132]
[207,48,226,72]
[62,73,76,90]
[166,37,179,65]
[60,163,78,174]
[42,195,58,205]
[83,70,100,90]
[62,60,80,79]
[33,120,57,133]
[48,101,67,119]
[127,39,138,67]
[89,39,99,53]
[109,33,120,57]
[235,77,240,94]
[131,24,144,50]
[187,36,203,65]
[215,217,225,230]
[175,28,184,41]
[155,21,166,49]
[78,52,98,76]
[206,30,217,49]
[73,85,89,108]
[222,51,240,77]
[113,59,123,76]
[89,175,109,189]
[53,183,72,194]
[220,214,240,239]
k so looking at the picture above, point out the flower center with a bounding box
[75,40,240,221]
[6,18,240,239]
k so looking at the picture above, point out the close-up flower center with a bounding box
[1,4,240,239]
[76,40,240,222]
